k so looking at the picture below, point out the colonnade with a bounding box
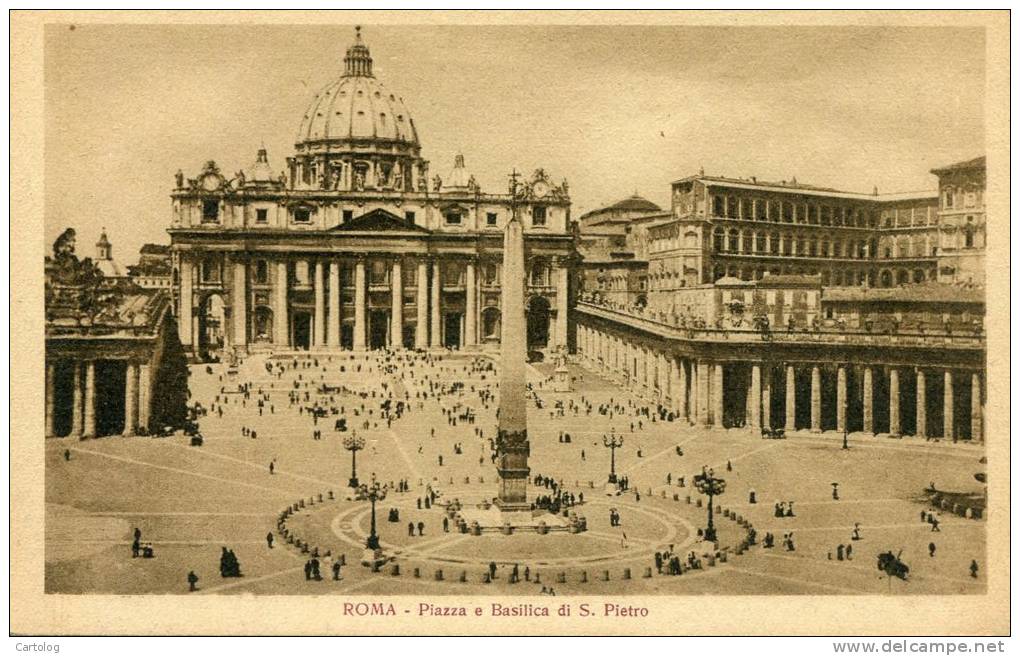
[45,359,151,438]
[178,253,569,354]
[576,324,984,442]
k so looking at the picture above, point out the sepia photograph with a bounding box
[10,9,1010,637]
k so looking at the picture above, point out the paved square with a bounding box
[46,352,986,596]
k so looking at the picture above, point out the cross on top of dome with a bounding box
[344,25,373,77]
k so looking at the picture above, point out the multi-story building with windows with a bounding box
[574,157,986,444]
[168,29,573,361]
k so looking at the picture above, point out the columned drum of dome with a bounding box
[167,27,575,361]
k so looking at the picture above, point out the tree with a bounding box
[147,314,189,433]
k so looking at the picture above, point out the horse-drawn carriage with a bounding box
[878,550,909,581]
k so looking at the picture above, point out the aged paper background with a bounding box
[10,9,1010,636]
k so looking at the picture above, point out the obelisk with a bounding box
[495,211,531,515]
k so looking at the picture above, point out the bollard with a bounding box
[580,571,588,583]
[673,493,679,501]
[435,569,444,581]
[602,570,610,581]
[479,476,484,484]
[459,571,467,583]
[686,495,692,504]
[661,490,667,499]
[623,568,631,580]
[450,477,454,485]
[643,567,653,578]
[413,567,421,578]
[391,564,401,576]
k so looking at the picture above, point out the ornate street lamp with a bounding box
[603,430,624,484]
[343,433,366,488]
[358,481,386,550]
[693,466,726,543]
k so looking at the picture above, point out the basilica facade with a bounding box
[168,29,573,361]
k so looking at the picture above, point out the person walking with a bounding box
[187,571,199,592]
[266,532,274,549]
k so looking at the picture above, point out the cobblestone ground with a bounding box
[45,351,986,596]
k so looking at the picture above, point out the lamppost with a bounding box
[603,430,624,484]
[343,433,366,488]
[693,466,726,543]
[359,481,386,550]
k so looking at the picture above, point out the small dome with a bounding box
[608,194,662,213]
[247,147,275,183]
[295,27,419,147]
[444,154,472,190]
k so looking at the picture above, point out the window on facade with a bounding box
[370,260,389,285]
[486,212,498,226]
[965,229,975,248]
[713,227,725,251]
[532,206,547,226]
[201,258,221,283]
[202,199,219,223]
[405,211,415,224]
[713,196,724,216]
[726,197,738,218]
[782,202,793,222]
[342,210,354,224]
[256,208,268,224]
[944,189,954,209]
[294,208,311,223]
[445,211,462,225]
[255,261,269,284]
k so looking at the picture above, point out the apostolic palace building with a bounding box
[168,28,572,362]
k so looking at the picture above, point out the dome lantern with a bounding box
[344,26,374,77]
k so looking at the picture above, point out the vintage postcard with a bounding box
[10,9,1010,636]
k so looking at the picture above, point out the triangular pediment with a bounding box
[330,208,431,233]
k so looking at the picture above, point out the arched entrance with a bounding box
[444,312,463,349]
[253,307,274,344]
[481,307,501,341]
[292,311,312,350]
[527,295,551,350]
[197,293,227,362]
[369,310,389,349]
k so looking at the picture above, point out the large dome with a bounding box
[295,28,419,147]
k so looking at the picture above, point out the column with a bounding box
[690,361,699,424]
[749,363,762,429]
[416,260,428,349]
[555,261,569,349]
[391,259,403,349]
[354,257,367,350]
[83,360,96,438]
[465,258,477,347]
[71,362,83,438]
[810,365,821,432]
[836,365,847,433]
[862,367,874,434]
[678,358,689,421]
[713,363,724,428]
[943,370,954,440]
[889,368,901,437]
[785,364,796,431]
[45,363,55,437]
[274,260,289,347]
[137,364,151,433]
[328,261,341,348]
[762,367,772,429]
[314,259,325,347]
[696,360,710,426]
[915,369,926,438]
[233,259,247,349]
[971,373,983,442]
[179,256,194,348]
[430,259,442,348]
[123,362,138,436]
